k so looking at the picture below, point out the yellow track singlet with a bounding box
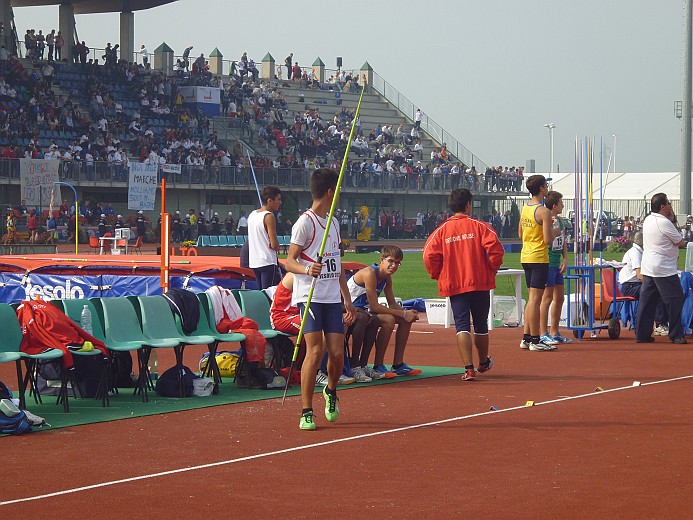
[520,203,548,263]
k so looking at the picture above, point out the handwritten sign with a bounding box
[128,162,158,210]
[19,159,61,208]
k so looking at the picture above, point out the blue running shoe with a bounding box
[391,362,422,377]
[553,333,572,343]
[540,333,559,346]
[373,364,397,379]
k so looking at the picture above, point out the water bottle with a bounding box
[81,305,92,335]
[148,349,159,381]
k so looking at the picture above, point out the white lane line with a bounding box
[1,374,690,506]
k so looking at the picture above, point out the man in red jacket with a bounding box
[423,189,504,381]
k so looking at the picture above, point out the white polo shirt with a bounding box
[618,244,642,284]
[641,212,682,277]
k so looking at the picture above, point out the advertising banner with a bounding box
[0,273,252,303]
[0,273,103,302]
[161,163,182,175]
[177,86,221,116]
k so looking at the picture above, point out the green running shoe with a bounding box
[299,411,316,431]
[323,386,339,422]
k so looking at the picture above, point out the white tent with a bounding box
[547,172,680,200]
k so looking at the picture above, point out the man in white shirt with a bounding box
[636,193,686,344]
[85,150,94,180]
[129,119,141,134]
[248,185,282,290]
[372,162,383,188]
[619,231,669,335]
[139,44,149,67]
[414,108,423,129]
[416,211,424,238]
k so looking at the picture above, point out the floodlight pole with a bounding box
[55,181,78,254]
[544,123,555,186]
[682,0,692,215]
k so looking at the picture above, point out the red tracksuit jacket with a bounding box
[17,300,108,368]
[423,214,504,297]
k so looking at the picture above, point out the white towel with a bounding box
[205,286,243,325]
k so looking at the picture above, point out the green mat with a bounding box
[16,366,464,432]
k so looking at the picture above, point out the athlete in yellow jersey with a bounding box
[518,175,560,351]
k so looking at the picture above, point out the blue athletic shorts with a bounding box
[522,263,549,289]
[449,291,490,334]
[297,302,344,334]
[546,267,564,288]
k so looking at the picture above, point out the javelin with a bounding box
[282,86,365,404]
[247,149,263,205]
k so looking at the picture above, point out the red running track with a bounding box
[1,321,691,519]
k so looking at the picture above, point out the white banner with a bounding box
[19,159,61,209]
[162,163,182,174]
[128,162,158,210]
[177,86,221,104]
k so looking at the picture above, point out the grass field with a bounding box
[341,250,688,301]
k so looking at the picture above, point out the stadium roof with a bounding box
[11,0,177,15]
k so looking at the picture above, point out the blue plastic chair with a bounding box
[48,299,111,407]
[132,296,215,397]
[173,297,245,385]
[0,304,26,410]
[235,290,278,340]
[55,298,145,403]
[94,297,178,400]
[10,304,70,412]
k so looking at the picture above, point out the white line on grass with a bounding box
[1,374,690,506]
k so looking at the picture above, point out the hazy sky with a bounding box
[12,0,686,173]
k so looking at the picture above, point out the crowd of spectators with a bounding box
[1,31,528,199]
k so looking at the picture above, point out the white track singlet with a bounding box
[247,209,277,268]
[291,209,342,305]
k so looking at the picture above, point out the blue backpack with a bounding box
[0,380,32,435]
[0,408,33,435]
[155,365,197,397]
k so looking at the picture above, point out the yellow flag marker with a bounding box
[525,400,535,407]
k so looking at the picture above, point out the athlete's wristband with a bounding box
[305,265,310,275]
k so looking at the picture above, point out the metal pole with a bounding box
[550,127,554,180]
[544,123,555,185]
[682,0,692,215]
[613,134,617,176]
[160,178,170,291]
